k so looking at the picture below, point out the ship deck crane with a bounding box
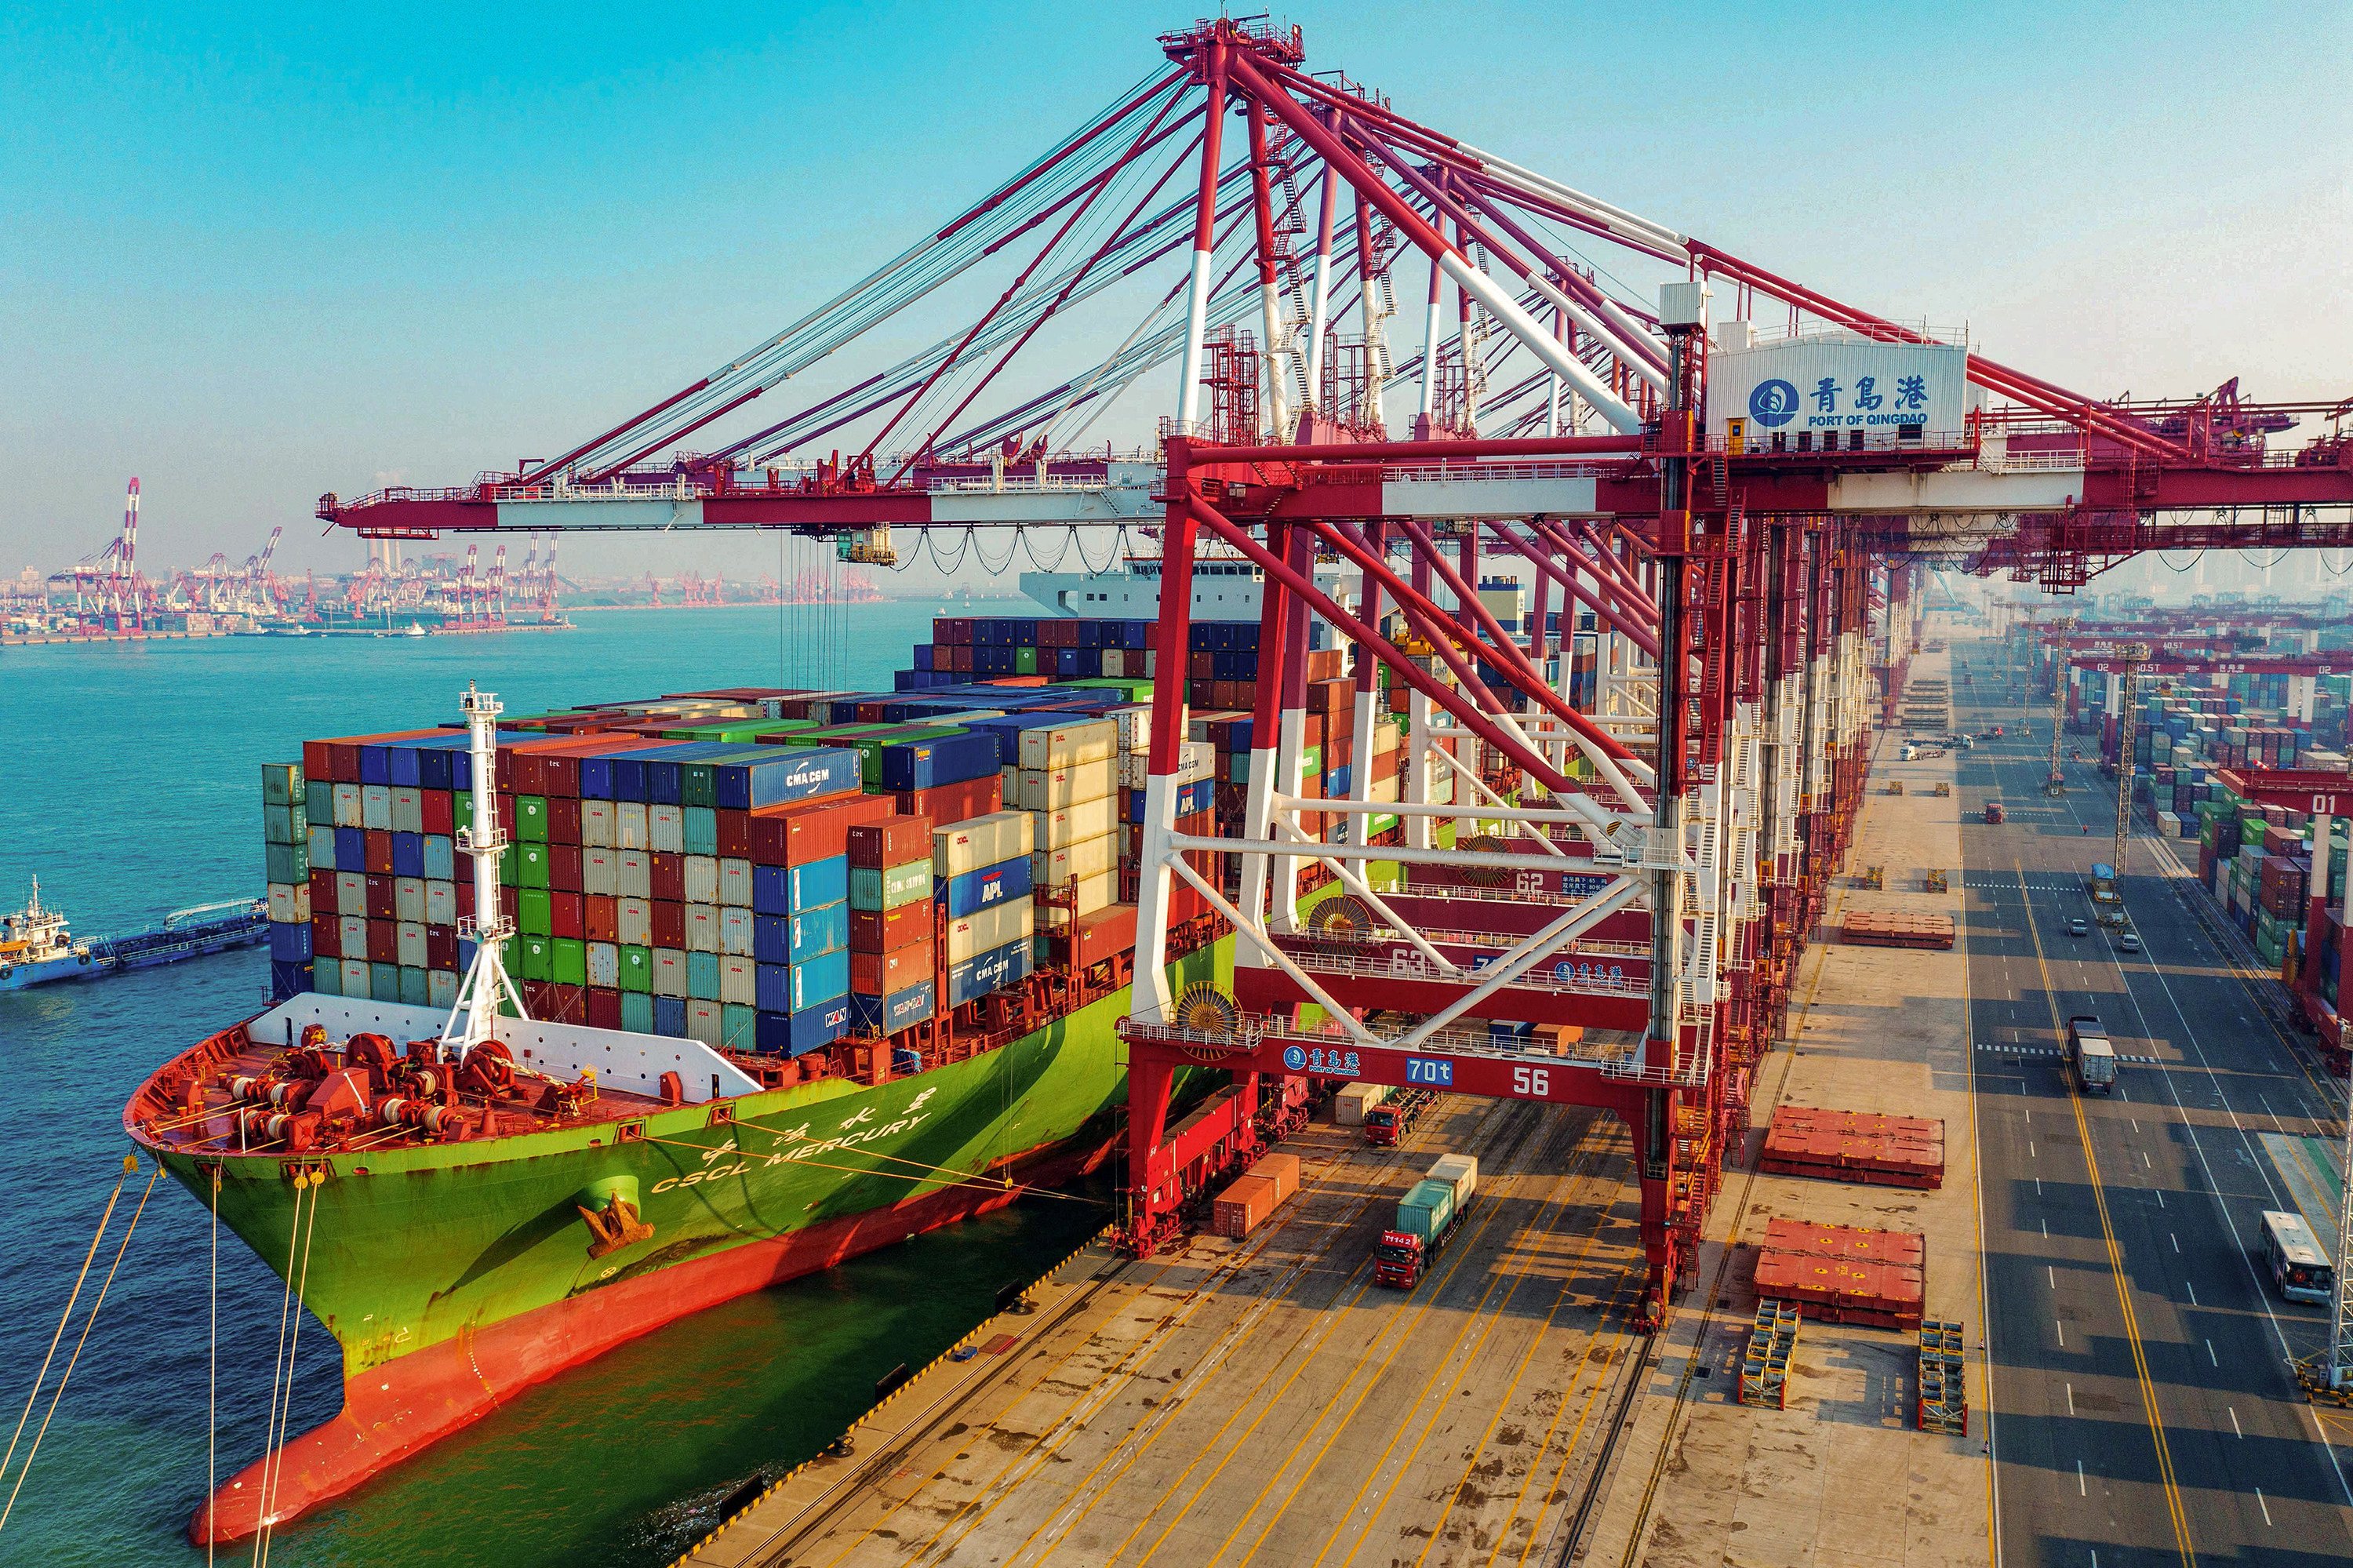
[285,16,2353,1327]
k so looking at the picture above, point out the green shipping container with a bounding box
[311,959,342,995]
[515,842,551,890]
[620,990,655,1034]
[1015,646,1039,675]
[398,966,431,1006]
[684,806,719,857]
[618,944,653,993]
[851,859,933,912]
[453,791,475,836]
[263,802,308,846]
[370,962,402,1002]
[264,841,309,885]
[722,1002,758,1050]
[260,761,304,806]
[516,888,554,936]
[551,937,587,987]
[516,795,549,842]
[518,935,554,983]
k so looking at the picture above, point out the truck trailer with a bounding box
[1375,1153,1478,1287]
[2067,1014,2118,1093]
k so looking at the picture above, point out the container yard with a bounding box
[10,13,2353,1568]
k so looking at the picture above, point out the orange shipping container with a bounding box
[1252,1151,1300,1205]
[1213,1173,1276,1239]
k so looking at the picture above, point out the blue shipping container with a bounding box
[879,732,1001,792]
[391,831,426,879]
[752,857,849,916]
[851,979,936,1035]
[938,857,1032,917]
[269,922,312,962]
[751,998,853,1056]
[653,995,689,1037]
[946,937,1032,1008]
[334,825,365,871]
[715,746,862,810]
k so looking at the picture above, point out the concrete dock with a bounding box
[679,650,1997,1568]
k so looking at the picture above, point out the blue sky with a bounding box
[4,1,2348,577]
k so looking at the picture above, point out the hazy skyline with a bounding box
[6,1,2348,584]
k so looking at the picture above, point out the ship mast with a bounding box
[442,682,527,1055]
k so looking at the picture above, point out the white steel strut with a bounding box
[441,683,529,1056]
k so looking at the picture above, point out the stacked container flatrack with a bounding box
[1737,1301,1802,1409]
[1916,1319,1968,1435]
[1752,1217,1929,1331]
[1759,1108,1947,1190]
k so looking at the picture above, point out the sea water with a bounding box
[0,605,1104,1566]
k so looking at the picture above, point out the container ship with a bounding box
[124,566,1407,1542]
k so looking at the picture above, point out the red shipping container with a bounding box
[1213,1173,1275,1238]
[547,796,583,844]
[364,829,395,876]
[585,894,619,943]
[715,809,751,859]
[496,794,518,840]
[894,775,1002,824]
[852,941,933,995]
[456,877,475,920]
[549,842,583,893]
[848,815,935,868]
[649,851,686,903]
[850,903,932,952]
[365,919,398,964]
[304,729,446,786]
[309,913,340,960]
[364,874,397,921]
[749,793,895,866]
[550,891,585,940]
[420,788,454,835]
[426,925,458,970]
[651,900,686,949]
[539,982,587,1023]
[586,987,624,1030]
[307,868,336,913]
[1069,904,1138,968]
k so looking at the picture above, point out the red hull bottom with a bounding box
[191,1137,1108,1544]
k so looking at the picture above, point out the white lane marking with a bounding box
[2231,1406,2243,1438]
[2170,1233,2179,1253]
[2065,1381,2075,1415]
[2042,1218,2049,1239]
[2057,1319,2066,1347]
[2141,1151,2151,1169]
[2077,1459,2087,1496]
[2188,1282,2198,1307]
[2132,1119,2141,1133]
[2049,1264,2057,1290]
[2257,1486,2272,1526]
[2207,1337,2217,1365]
[2036,1177,2043,1196]
[2031,1141,2038,1159]
[2154,1189,2164,1210]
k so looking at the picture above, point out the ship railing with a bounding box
[1271,944,1648,996]
[164,897,266,930]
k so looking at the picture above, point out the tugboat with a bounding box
[0,879,267,992]
[0,878,101,990]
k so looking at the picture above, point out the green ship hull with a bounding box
[131,939,1227,1543]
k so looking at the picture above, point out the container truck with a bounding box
[1375,1153,1478,1287]
[2066,1014,2117,1093]
[1364,1086,1435,1148]
[1983,802,2005,824]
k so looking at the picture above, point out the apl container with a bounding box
[937,857,1031,918]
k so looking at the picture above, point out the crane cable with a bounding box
[209,1163,220,1568]
[0,1155,161,1534]
[249,1169,321,1568]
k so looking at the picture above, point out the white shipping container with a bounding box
[1032,794,1116,849]
[395,921,429,969]
[1118,740,1215,789]
[683,853,720,904]
[1426,1152,1479,1204]
[944,896,1035,962]
[586,941,621,988]
[394,876,427,923]
[1366,774,1400,803]
[934,809,1035,877]
[336,871,367,916]
[684,903,722,953]
[389,787,424,835]
[719,905,755,956]
[616,849,652,900]
[266,882,311,925]
[616,801,649,850]
[1014,762,1113,811]
[617,897,653,947]
[427,968,459,1009]
[1038,871,1114,926]
[718,857,753,907]
[719,955,757,1006]
[1101,649,1125,678]
[339,959,373,996]
[361,784,393,831]
[339,915,367,958]
[1334,1082,1390,1125]
[424,879,456,926]
[685,999,723,1047]
[1106,704,1153,754]
[649,803,686,854]
[651,948,689,998]
[1371,719,1402,755]
[582,848,619,897]
[1033,831,1115,890]
[1017,718,1118,770]
[581,799,616,849]
[332,782,364,828]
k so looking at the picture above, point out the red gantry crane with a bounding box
[300,18,2353,1331]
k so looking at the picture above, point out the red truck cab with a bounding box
[1373,1229,1424,1287]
